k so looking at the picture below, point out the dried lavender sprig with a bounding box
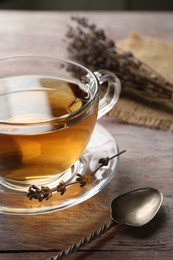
[48,219,115,260]
[27,150,126,201]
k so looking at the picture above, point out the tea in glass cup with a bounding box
[0,56,121,191]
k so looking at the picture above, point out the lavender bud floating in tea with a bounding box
[66,16,173,104]
[27,150,126,202]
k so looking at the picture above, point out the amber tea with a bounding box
[0,76,98,185]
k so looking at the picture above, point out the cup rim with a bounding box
[0,55,99,126]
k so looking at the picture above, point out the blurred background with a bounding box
[0,0,173,11]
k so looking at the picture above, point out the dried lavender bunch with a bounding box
[66,16,173,104]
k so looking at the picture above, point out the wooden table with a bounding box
[0,11,173,260]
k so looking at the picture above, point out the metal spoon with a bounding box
[49,187,163,260]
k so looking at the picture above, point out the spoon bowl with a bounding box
[111,187,163,226]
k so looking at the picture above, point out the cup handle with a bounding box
[94,70,121,119]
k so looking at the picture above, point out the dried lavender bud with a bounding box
[27,185,40,200]
[41,186,52,201]
[98,157,110,166]
[76,173,88,187]
[27,185,52,202]
[57,181,67,195]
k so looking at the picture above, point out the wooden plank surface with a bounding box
[0,11,173,260]
[0,11,173,59]
[0,251,173,260]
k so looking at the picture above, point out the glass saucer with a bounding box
[0,123,119,215]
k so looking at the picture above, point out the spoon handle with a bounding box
[49,219,115,260]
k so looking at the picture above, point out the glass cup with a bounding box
[0,55,121,192]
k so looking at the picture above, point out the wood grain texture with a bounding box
[0,11,173,58]
[0,251,173,260]
[0,11,173,260]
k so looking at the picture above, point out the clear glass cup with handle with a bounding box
[0,55,121,195]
